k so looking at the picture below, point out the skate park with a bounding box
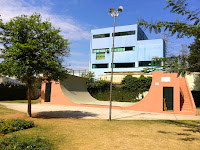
[41,71,197,116]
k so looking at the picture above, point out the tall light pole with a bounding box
[108,6,123,121]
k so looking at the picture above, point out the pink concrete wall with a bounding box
[41,71,196,115]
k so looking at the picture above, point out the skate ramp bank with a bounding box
[60,75,134,107]
[41,75,134,107]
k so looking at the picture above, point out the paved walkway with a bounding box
[1,103,200,120]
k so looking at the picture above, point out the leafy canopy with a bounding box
[138,0,200,39]
[138,0,200,73]
[0,13,70,82]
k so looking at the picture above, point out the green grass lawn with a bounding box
[0,104,200,150]
[0,99,40,104]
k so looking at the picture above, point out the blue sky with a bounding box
[0,0,199,71]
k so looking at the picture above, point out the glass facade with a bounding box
[139,61,152,67]
[113,30,135,37]
[111,46,135,52]
[92,64,108,68]
[93,33,110,39]
[139,61,161,67]
[113,63,135,68]
[96,53,105,60]
[92,48,109,53]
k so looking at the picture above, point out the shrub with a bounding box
[87,75,152,102]
[0,135,54,150]
[0,119,34,135]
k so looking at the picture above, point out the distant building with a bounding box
[89,24,165,79]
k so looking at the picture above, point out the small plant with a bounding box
[0,119,34,135]
[0,135,54,150]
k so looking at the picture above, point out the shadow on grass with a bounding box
[162,120,200,133]
[178,137,198,141]
[157,120,200,142]
[32,111,98,119]
[157,131,191,136]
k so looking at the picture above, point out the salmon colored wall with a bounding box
[122,72,180,112]
[41,71,196,115]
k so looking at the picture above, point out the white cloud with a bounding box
[0,0,90,41]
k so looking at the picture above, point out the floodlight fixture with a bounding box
[109,8,115,14]
[118,6,123,12]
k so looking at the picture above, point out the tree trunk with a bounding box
[27,79,32,117]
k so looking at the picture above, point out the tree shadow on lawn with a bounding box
[158,120,200,142]
[32,111,98,119]
[162,120,200,133]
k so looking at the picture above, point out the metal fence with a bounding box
[68,69,87,77]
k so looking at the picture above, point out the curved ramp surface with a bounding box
[60,75,134,107]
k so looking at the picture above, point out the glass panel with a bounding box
[113,30,135,37]
[125,47,135,51]
[92,64,108,68]
[111,47,125,52]
[114,63,135,68]
[139,61,152,66]
[96,53,105,60]
[92,48,108,53]
[93,33,110,39]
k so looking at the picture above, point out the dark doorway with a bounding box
[45,83,51,102]
[163,87,174,111]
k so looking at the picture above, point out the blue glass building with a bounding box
[90,24,165,79]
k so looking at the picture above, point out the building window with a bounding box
[139,61,152,67]
[111,46,135,52]
[96,53,105,60]
[113,63,135,68]
[92,64,108,68]
[139,61,161,67]
[93,33,110,39]
[112,30,135,37]
[125,46,135,51]
[92,48,109,53]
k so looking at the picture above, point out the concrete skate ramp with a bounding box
[60,75,134,107]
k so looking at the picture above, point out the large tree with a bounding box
[0,13,70,117]
[138,0,200,73]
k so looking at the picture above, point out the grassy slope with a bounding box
[0,105,200,150]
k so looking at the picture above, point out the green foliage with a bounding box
[121,75,152,94]
[0,13,70,116]
[138,0,200,39]
[143,56,188,76]
[0,136,54,150]
[88,76,152,102]
[0,13,70,82]
[87,80,110,89]
[81,71,95,85]
[0,119,34,135]
[188,39,200,72]
[138,0,200,74]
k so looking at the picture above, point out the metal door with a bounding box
[45,83,51,102]
[163,87,173,111]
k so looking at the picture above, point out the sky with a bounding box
[0,0,199,71]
